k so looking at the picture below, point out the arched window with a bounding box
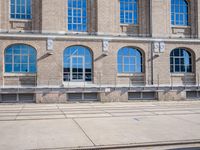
[68,0,87,32]
[170,48,192,73]
[118,47,143,73]
[171,0,189,26]
[63,46,92,82]
[120,0,138,24]
[10,0,32,19]
[5,44,37,73]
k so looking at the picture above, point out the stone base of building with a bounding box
[0,86,199,103]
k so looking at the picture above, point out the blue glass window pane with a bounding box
[11,0,15,4]
[129,65,134,72]
[29,64,36,73]
[5,48,12,54]
[21,47,29,54]
[21,6,25,13]
[21,56,28,63]
[29,55,36,63]
[82,25,87,32]
[136,65,142,73]
[118,57,122,64]
[5,55,13,63]
[26,15,31,19]
[181,65,185,72]
[14,48,20,54]
[11,14,15,18]
[21,64,28,72]
[130,57,135,64]
[122,47,129,55]
[11,5,15,13]
[187,66,192,72]
[85,55,92,64]
[124,65,129,73]
[175,58,180,64]
[21,15,25,19]
[124,58,129,64]
[174,49,180,56]
[5,64,12,72]
[14,64,21,72]
[17,6,20,13]
[73,24,77,30]
[85,63,92,69]
[29,47,36,54]
[14,56,20,63]
[16,14,20,18]
[68,24,72,30]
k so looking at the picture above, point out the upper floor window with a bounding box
[5,44,37,73]
[120,0,138,25]
[118,47,143,73]
[68,0,87,32]
[170,48,192,73]
[171,0,189,26]
[10,0,32,19]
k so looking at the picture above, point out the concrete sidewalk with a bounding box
[0,101,200,150]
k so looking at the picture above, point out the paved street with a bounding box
[0,101,200,150]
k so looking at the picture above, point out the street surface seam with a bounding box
[27,139,200,150]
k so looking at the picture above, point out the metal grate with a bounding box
[128,92,156,100]
[18,94,35,103]
[68,93,82,101]
[1,94,17,103]
[1,94,35,103]
[186,91,200,99]
[68,93,98,101]
[84,93,98,100]
[143,92,155,99]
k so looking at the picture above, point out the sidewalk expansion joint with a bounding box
[15,105,25,120]
[72,118,96,146]
[56,105,68,119]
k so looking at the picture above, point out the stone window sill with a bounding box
[9,19,32,22]
[66,31,89,35]
[117,73,144,77]
[120,24,139,27]
[170,73,194,77]
[171,25,191,29]
[4,73,36,77]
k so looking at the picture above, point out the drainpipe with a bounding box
[150,0,154,85]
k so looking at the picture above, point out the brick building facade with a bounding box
[0,0,200,103]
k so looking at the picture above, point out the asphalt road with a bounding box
[0,101,200,150]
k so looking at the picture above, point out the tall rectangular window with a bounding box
[171,0,189,26]
[10,0,32,19]
[120,0,138,24]
[68,0,87,32]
